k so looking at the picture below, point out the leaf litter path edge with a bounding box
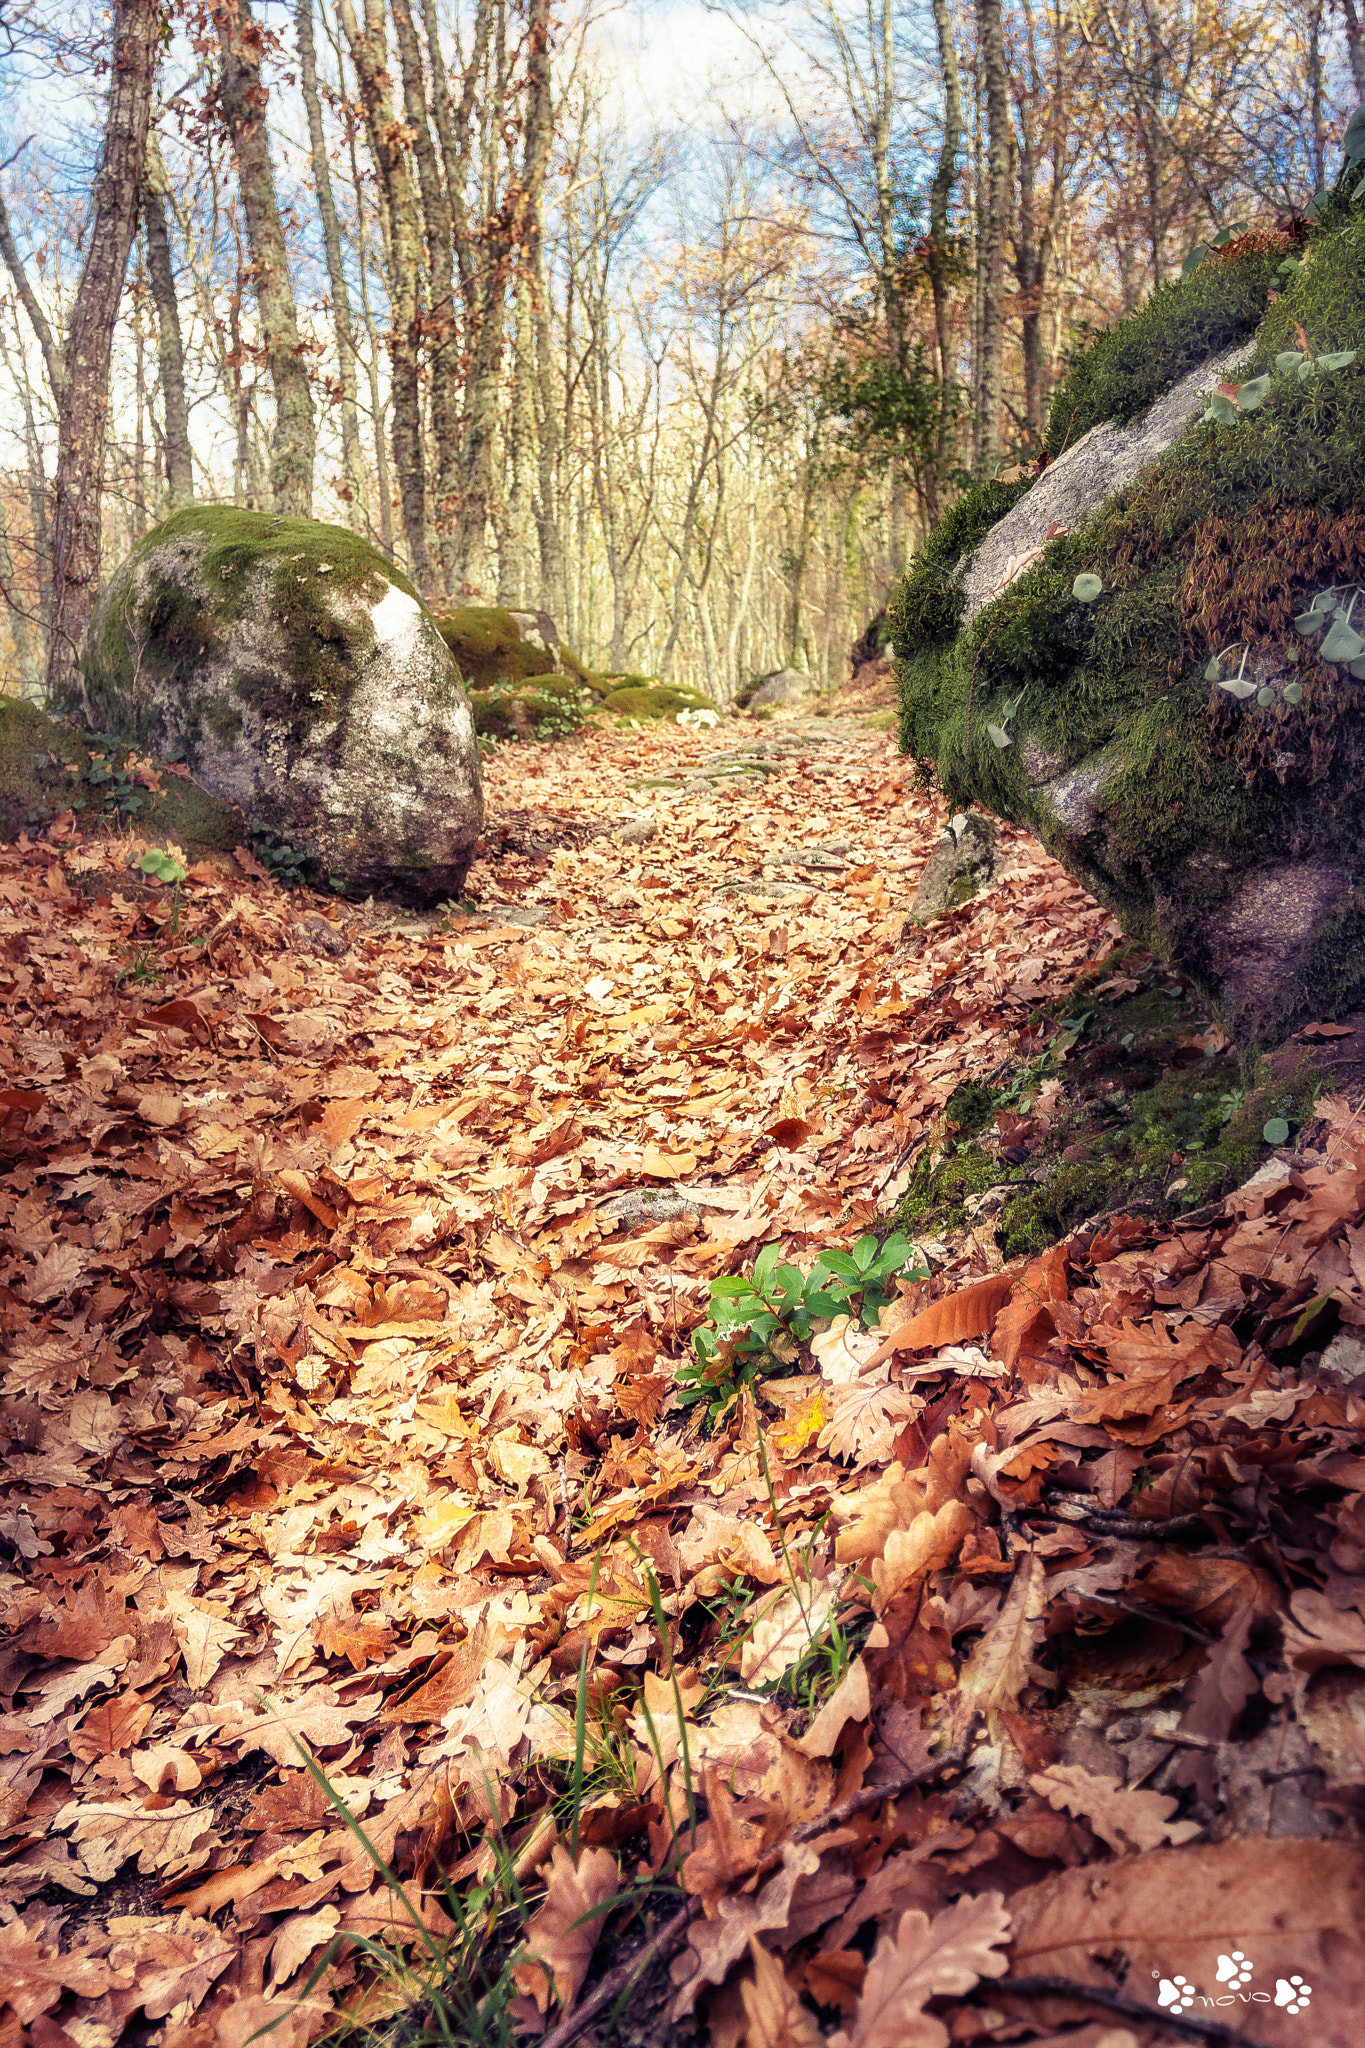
[0,717,1362,2048]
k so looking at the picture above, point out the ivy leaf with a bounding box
[1275,351,1307,375]
[1203,393,1239,425]
[1317,349,1357,372]
[1256,686,1276,707]
[1263,1117,1290,1145]
[1219,676,1257,700]
[1072,573,1103,603]
[1204,658,1221,683]
[1180,244,1209,278]
[1236,374,1272,411]
[1295,606,1331,635]
[986,723,1012,749]
[1284,682,1304,704]
[1321,618,1365,663]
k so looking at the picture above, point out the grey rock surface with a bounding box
[958,341,1256,625]
[908,811,998,922]
[82,509,482,904]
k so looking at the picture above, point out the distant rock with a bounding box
[745,668,809,709]
[78,508,481,904]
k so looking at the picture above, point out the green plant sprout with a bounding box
[1203,334,1356,426]
[675,1232,928,1428]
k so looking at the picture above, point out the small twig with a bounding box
[1078,1592,1214,1645]
[991,1975,1269,2045]
[537,1895,701,2048]
[1043,1499,1211,1540]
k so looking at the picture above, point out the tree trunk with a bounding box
[973,0,1011,481]
[142,135,195,507]
[45,0,161,706]
[502,0,553,606]
[296,0,366,518]
[339,0,432,588]
[1341,0,1365,100]
[928,0,964,516]
[391,0,462,593]
[215,0,315,518]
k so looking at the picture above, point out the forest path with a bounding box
[0,714,1115,2037]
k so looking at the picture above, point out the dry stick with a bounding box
[537,1742,979,2048]
[991,1975,1271,2047]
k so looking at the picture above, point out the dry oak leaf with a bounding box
[956,1552,1046,1741]
[819,1379,923,1466]
[53,1796,215,1884]
[796,1656,871,1759]
[1281,1585,1365,1680]
[740,1934,824,2048]
[671,1840,822,2020]
[116,1919,240,2020]
[0,1911,128,2023]
[227,1690,383,1766]
[741,1579,840,1687]
[511,1843,620,2015]
[1006,1837,1365,2047]
[870,1500,975,1610]
[269,1907,341,1989]
[1028,1764,1202,1854]
[828,1893,1011,2048]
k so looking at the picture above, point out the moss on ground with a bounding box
[1,697,247,857]
[892,948,1325,1258]
[894,162,1365,1039]
[78,507,413,748]
[471,679,592,742]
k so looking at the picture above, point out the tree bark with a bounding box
[1341,0,1365,101]
[339,0,432,588]
[45,0,161,706]
[141,134,194,507]
[928,0,963,514]
[296,0,366,519]
[215,0,315,518]
[391,0,462,592]
[973,0,1011,480]
[502,0,553,605]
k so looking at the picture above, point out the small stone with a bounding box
[907,811,997,922]
[616,811,657,845]
[1320,1331,1365,1384]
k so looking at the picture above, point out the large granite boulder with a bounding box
[895,151,1365,1044]
[76,508,482,902]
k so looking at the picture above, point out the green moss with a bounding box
[892,477,1033,660]
[79,506,418,750]
[890,955,1326,1258]
[1044,243,1285,457]
[432,605,558,692]
[0,697,246,857]
[602,683,717,719]
[470,682,589,742]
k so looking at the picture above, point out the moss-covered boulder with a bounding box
[896,158,1365,1044]
[602,681,717,719]
[76,507,481,903]
[431,604,610,698]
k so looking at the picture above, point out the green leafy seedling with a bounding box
[1072,573,1103,603]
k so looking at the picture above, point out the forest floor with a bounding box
[2,708,1364,2048]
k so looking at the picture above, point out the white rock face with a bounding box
[83,511,483,903]
[957,341,1256,626]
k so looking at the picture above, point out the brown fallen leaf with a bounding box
[867,1270,1019,1367]
[740,1934,824,2047]
[510,1842,621,2015]
[956,1551,1046,1739]
[828,1892,1011,2048]
[1028,1763,1203,1854]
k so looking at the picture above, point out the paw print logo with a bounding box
[1216,1951,1253,1989]
[1276,1976,1312,2014]
[1157,1976,1196,2010]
